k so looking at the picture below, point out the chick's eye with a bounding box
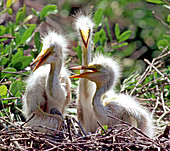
[96,65,100,69]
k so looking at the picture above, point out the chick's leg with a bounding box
[50,107,64,120]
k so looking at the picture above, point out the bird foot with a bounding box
[50,107,64,120]
[50,107,66,130]
[35,106,63,121]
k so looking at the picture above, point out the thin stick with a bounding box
[66,116,72,141]
[107,115,150,139]
[20,113,35,128]
[97,121,106,133]
[71,116,87,136]
[2,71,29,76]
[152,11,169,29]
[1,97,20,100]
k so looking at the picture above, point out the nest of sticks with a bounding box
[0,49,169,151]
[0,115,169,151]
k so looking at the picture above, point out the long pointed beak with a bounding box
[69,65,96,79]
[79,29,90,48]
[32,46,54,72]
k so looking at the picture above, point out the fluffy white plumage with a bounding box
[75,14,94,33]
[70,54,154,137]
[74,14,98,133]
[22,31,71,133]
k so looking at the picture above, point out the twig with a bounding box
[152,11,169,29]
[66,116,72,141]
[107,115,150,138]
[71,116,87,136]
[1,97,20,100]
[130,66,150,95]
[97,121,106,133]
[144,59,170,83]
[0,116,19,129]
[20,113,35,128]
[0,36,15,39]
[2,71,29,76]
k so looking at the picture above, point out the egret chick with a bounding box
[74,13,98,133]
[70,54,154,138]
[22,31,71,133]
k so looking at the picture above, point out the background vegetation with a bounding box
[0,0,169,141]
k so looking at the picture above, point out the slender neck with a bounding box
[82,42,91,65]
[48,61,62,97]
[92,85,108,124]
[92,85,105,106]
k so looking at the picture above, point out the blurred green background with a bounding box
[34,0,169,77]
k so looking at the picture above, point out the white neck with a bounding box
[82,45,91,65]
[48,61,62,98]
[92,85,108,125]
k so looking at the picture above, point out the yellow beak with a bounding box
[32,46,54,72]
[69,65,96,79]
[79,29,90,48]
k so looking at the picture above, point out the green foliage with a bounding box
[94,8,103,28]
[9,79,23,97]
[40,5,58,20]
[157,34,170,50]
[115,23,120,40]
[19,25,36,45]
[16,4,26,25]
[0,85,7,96]
[146,0,164,4]
[6,0,12,8]
[72,45,82,63]
[118,30,132,43]
[32,4,58,21]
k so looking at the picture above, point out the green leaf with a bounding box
[15,5,26,25]
[34,32,41,51]
[0,85,7,96]
[157,39,170,50]
[40,5,58,20]
[1,57,9,66]
[146,0,164,4]
[96,46,104,54]
[94,8,103,27]
[1,68,17,78]
[19,25,36,45]
[115,23,120,40]
[112,42,128,49]
[94,32,100,44]
[9,21,15,36]
[31,8,40,17]
[103,125,108,130]
[9,80,22,97]
[0,25,6,36]
[8,8,13,15]
[10,56,33,70]
[6,0,12,8]
[105,18,112,42]
[163,34,170,42]
[167,15,170,23]
[118,30,132,42]
[12,51,24,62]
[14,33,21,46]
[72,45,82,63]
[94,29,107,45]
